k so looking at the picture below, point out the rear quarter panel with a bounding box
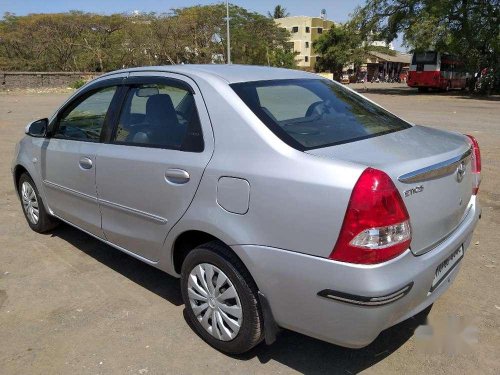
[161,75,365,274]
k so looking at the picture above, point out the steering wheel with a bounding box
[63,125,90,139]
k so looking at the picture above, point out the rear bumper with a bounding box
[232,196,480,348]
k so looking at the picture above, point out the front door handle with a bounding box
[165,169,190,184]
[79,157,93,170]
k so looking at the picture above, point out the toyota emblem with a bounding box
[456,161,466,182]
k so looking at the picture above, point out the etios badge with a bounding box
[404,185,424,197]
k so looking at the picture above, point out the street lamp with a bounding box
[226,0,231,64]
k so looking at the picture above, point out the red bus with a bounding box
[407,51,470,92]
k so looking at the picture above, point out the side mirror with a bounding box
[25,118,48,137]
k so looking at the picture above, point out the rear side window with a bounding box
[55,86,117,141]
[113,83,203,152]
[231,79,411,150]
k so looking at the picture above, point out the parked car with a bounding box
[12,65,481,354]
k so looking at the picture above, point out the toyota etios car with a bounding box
[12,65,481,354]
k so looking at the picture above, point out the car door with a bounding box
[96,73,214,261]
[41,84,121,238]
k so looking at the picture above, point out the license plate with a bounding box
[430,246,464,292]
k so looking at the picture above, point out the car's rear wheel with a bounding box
[180,241,263,354]
[18,173,58,233]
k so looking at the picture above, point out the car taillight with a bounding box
[466,135,481,195]
[329,168,411,264]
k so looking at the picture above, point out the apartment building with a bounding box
[275,16,335,70]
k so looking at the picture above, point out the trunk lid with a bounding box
[307,125,473,255]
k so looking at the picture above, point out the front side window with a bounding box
[113,83,203,152]
[231,79,411,150]
[55,86,117,141]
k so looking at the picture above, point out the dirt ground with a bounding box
[0,84,499,374]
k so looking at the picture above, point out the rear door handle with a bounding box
[79,157,93,170]
[165,169,190,184]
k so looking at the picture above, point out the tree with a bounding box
[0,12,87,71]
[313,23,380,75]
[227,5,293,66]
[269,47,297,68]
[350,0,500,76]
[0,6,296,71]
[268,5,290,19]
[78,14,124,71]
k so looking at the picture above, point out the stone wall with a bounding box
[0,71,101,89]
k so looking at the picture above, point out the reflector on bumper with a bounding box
[317,282,413,307]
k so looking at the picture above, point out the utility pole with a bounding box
[226,0,231,64]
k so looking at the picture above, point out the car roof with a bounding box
[100,64,319,84]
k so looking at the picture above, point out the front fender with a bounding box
[12,136,51,213]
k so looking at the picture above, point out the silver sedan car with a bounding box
[12,65,481,354]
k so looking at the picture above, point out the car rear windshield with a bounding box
[231,79,411,151]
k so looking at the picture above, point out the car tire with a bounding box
[180,241,264,354]
[18,173,59,233]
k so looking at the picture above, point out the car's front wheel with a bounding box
[18,173,58,233]
[180,242,263,354]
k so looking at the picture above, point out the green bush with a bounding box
[475,69,499,95]
[70,79,86,89]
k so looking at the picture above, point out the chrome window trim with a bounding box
[398,147,472,183]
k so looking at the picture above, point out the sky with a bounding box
[0,0,405,50]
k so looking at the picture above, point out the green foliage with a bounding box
[476,68,499,95]
[369,45,396,56]
[0,5,296,71]
[313,23,374,74]
[350,0,500,74]
[268,5,290,19]
[269,47,298,68]
[70,78,86,89]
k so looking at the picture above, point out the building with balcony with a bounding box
[275,16,336,71]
